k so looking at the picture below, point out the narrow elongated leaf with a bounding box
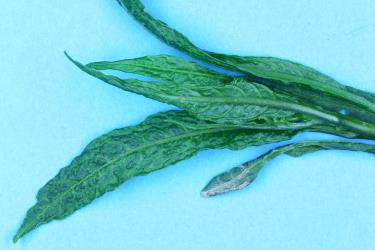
[115,0,239,72]
[87,54,233,85]
[211,53,375,123]
[88,54,375,124]
[117,0,375,122]
[14,110,301,242]
[68,53,321,130]
[211,55,375,110]
[67,52,375,139]
[209,53,342,88]
[201,140,375,197]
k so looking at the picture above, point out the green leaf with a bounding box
[87,54,233,85]
[14,110,300,242]
[201,140,375,197]
[117,0,375,122]
[210,53,375,123]
[209,53,341,88]
[115,0,240,72]
[68,53,321,130]
[345,85,375,105]
[67,52,375,139]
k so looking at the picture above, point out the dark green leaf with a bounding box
[211,53,375,123]
[67,52,375,139]
[69,52,322,130]
[118,0,375,123]
[201,140,375,197]
[14,110,300,242]
[116,0,240,72]
[345,85,375,104]
[87,54,233,85]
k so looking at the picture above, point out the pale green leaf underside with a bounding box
[201,140,375,197]
[14,110,299,242]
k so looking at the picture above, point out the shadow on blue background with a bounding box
[1,0,375,249]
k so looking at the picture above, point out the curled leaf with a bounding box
[201,140,375,197]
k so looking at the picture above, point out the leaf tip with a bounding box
[12,214,36,243]
[200,190,211,198]
[64,51,77,65]
[63,51,88,73]
[12,229,23,243]
[200,186,221,197]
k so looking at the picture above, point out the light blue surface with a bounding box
[1,0,375,249]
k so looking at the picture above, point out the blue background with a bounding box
[1,0,375,249]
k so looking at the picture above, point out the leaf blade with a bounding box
[118,0,375,122]
[68,53,327,131]
[116,0,239,72]
[72,52,375,138]
[87,54,233,85]
[14,110,299,242]
[211,53,375,123]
